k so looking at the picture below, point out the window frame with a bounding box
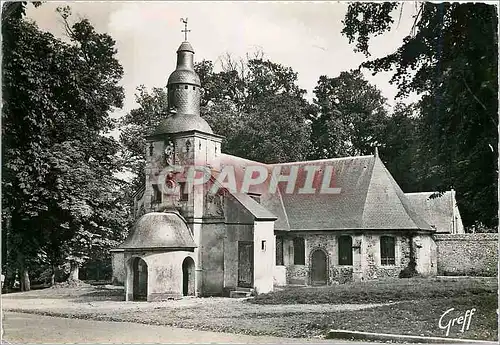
[275,236,284,266]
[338,235,353,266]
[152,184,162,204]
[178,182,188,201]
[380,236,396,266]
[293,237,305,265]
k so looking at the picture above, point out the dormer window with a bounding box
[248,193,261,204]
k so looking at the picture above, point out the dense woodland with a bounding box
[2,2,498,290]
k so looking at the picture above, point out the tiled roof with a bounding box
[362,158,432,230]
[153,114,213,135]
[217,154,434,232]
[270,156,373,230]
[231,193,277,221]
[405,191,464,233]
[117,211,196,250]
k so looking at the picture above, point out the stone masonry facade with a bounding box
[284,233,430,285]
[434,233,498,276]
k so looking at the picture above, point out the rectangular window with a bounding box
[293,237,305,265]
[338,235,353,265]
[179,182,188,201]
[380,236,396,265]
[276,236,284,265]
[261,240,266,251]
[152,184,162,203]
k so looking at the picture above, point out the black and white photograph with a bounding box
[1,1,498,344]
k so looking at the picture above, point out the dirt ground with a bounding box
[4,312,353,344]
[4,278,495,340]
[2,285,387,339]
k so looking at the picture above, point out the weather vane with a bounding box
[180,18,190,41]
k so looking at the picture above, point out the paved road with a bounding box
[3,312,353,344]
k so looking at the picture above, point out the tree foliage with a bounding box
[2,4,129,287]
[197,57,312,163]
[121,56,313,170]
[310,70,389,159]
[119,86,169,193]
[342,2,498,228]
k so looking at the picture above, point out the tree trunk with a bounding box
[50,265,55,286]
[68,262,79,281]
[20,269,30,291]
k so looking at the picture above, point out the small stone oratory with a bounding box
[111,33,465,301]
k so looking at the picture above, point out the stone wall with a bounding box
[362,234,410,280]
[223,193,254,290]
[253,220,276,294]
[434,233,498,276]
[285,232,437,285]
[273,265,287,286]
[111,251,125,285]
[146,251,195,301]
[123,250,195,301]
[200,222,225,296]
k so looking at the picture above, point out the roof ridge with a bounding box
[361,156,377,226]
[269,155,374,166]
[220,153,266,166]
[406,191,450,196]
[276,185,291,231]
[362,156,433,230]
[231,193,277,221]
[382,161,433,231]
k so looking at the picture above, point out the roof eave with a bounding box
[114,246,197,252]
[146,129,225,140]
[255,216,278,221]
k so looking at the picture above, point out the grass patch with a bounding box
[5,277,497,341]
[251,277,497,304]
[299,294,498,341]
[249,277,497,341]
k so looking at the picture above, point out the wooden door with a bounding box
[311,250,327,285]
[133,258,148,300]
[182,257,195,296]
[238,241,254,288]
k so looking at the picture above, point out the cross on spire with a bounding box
[180,17,190,41]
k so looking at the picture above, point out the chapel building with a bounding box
[111,37,464,301]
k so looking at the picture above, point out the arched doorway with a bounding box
[132,257,148,301]
[182,257,195,296]
[311,250,328,285]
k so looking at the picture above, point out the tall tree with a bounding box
[197,57,313,163]
[380,103,420,193]
[2,4,128,287]
[309,70,389,159]
[342,3,498,229]
[119,86,169,194]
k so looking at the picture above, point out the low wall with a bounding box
[273,265,286,286]
[111,251,125,285]
[434,233,498,276]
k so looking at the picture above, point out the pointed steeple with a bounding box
[152,20,214,136]
[167,41,201,91]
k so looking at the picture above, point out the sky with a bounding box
[27,1,420,119]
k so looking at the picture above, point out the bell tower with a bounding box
[143,18,222,215]
[142,19,224,296]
